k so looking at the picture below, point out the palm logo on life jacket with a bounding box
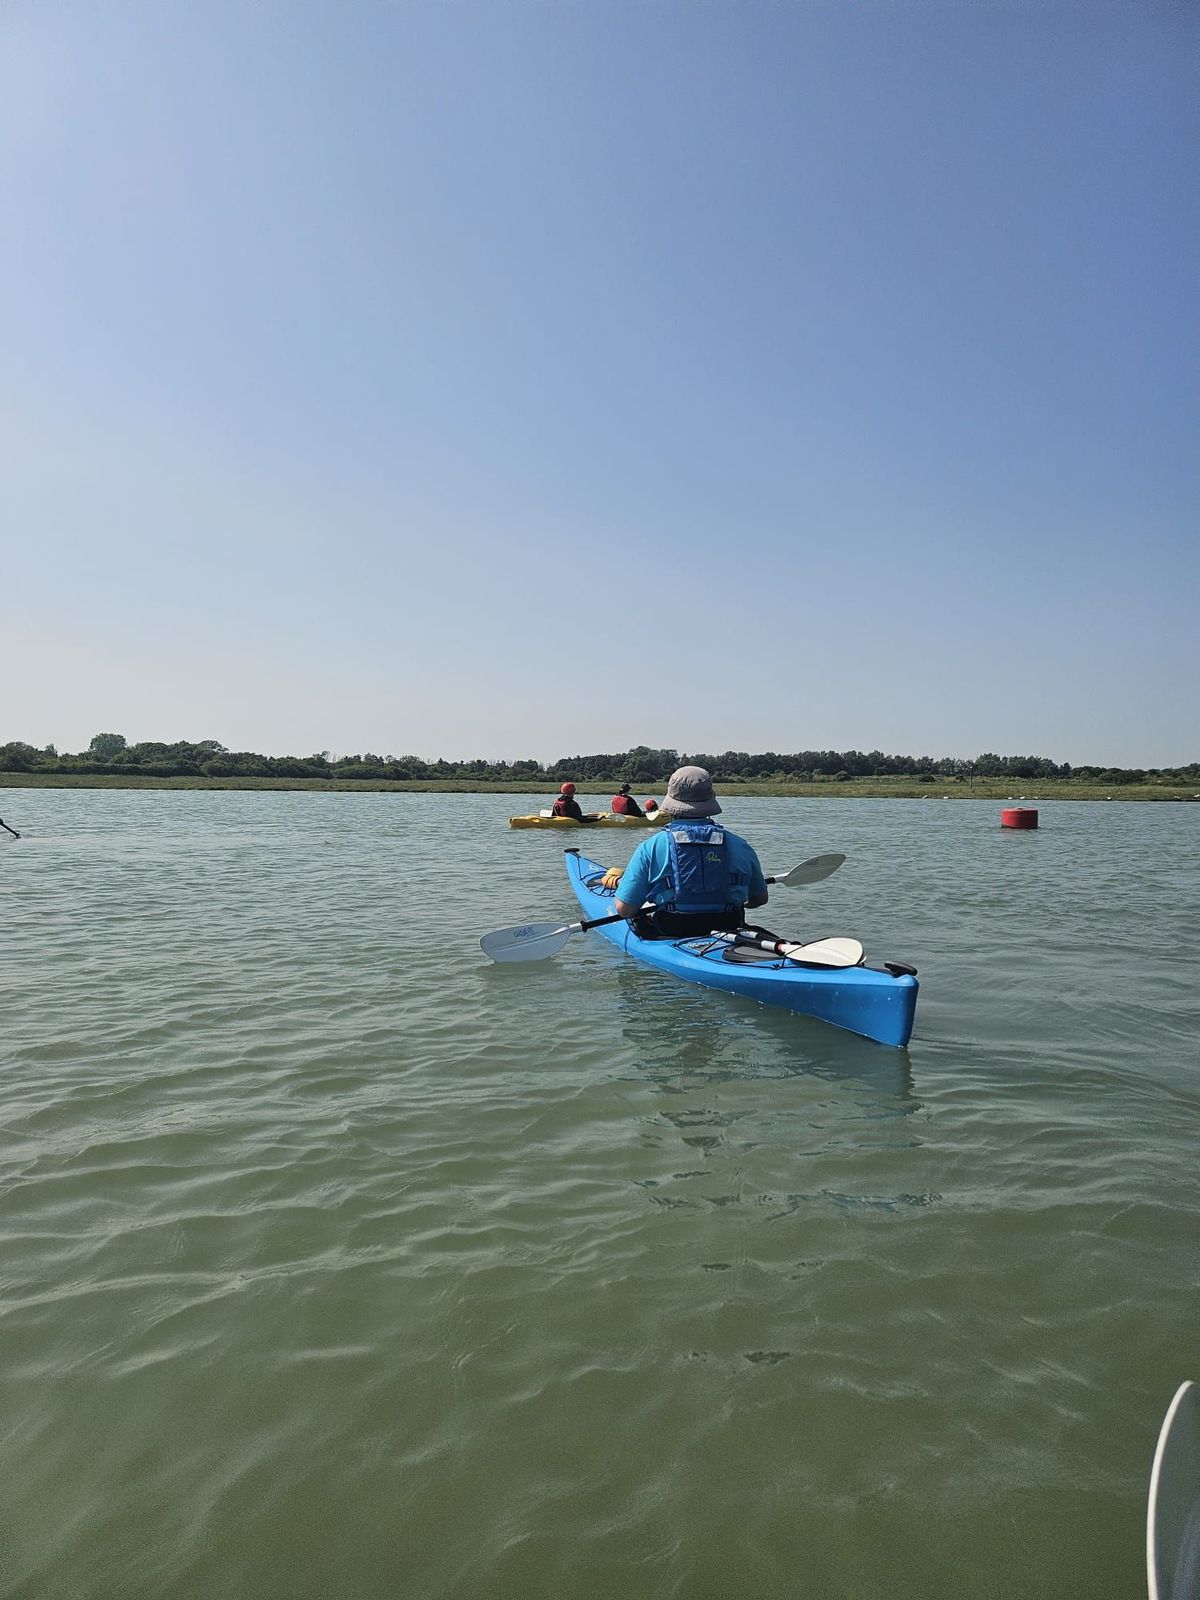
[663,823,743,914]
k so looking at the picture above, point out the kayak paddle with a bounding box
[481,911,632,963]
[766,853,845,888]
[713,931,864,968]
[480,855,847,964]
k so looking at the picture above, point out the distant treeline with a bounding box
[2,735,1196,786]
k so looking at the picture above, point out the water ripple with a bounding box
[1,789,1196,1598]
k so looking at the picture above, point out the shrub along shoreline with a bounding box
[1,772,1195,801]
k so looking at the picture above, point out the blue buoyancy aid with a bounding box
[663,823,743,914]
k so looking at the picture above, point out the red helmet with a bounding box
[645,798,658,810]
[560,782,576,794]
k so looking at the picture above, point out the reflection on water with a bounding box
[608,963,931,1240]
[609,962,921,1107]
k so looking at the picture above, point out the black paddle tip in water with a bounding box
[0,817,20,839]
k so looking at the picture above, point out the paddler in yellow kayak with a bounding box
[609,783,646,818]
[550,782,599,823]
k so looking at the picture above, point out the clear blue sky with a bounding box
[3,0,1195,765]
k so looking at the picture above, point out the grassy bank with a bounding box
[1,773,1196,801]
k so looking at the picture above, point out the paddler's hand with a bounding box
[600,867,622,890]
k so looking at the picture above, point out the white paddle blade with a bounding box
[778,936,863,968]
[480,922,575,963]
[770,853,847,887]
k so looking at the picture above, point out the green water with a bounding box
[2,789,1197,1598]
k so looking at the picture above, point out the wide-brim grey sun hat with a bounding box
[661,765,721,818]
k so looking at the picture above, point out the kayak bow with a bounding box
[563,849,917,1048]
[1148,1380,1200,1600]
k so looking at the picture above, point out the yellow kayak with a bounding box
[508,811,666,830]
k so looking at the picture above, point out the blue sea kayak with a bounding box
[564,848,918,1048]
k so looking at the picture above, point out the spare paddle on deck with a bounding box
[713,931,864,968]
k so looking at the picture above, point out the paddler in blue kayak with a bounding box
[602,766,768,937]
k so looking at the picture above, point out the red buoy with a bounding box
[1001,807,1038,829]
